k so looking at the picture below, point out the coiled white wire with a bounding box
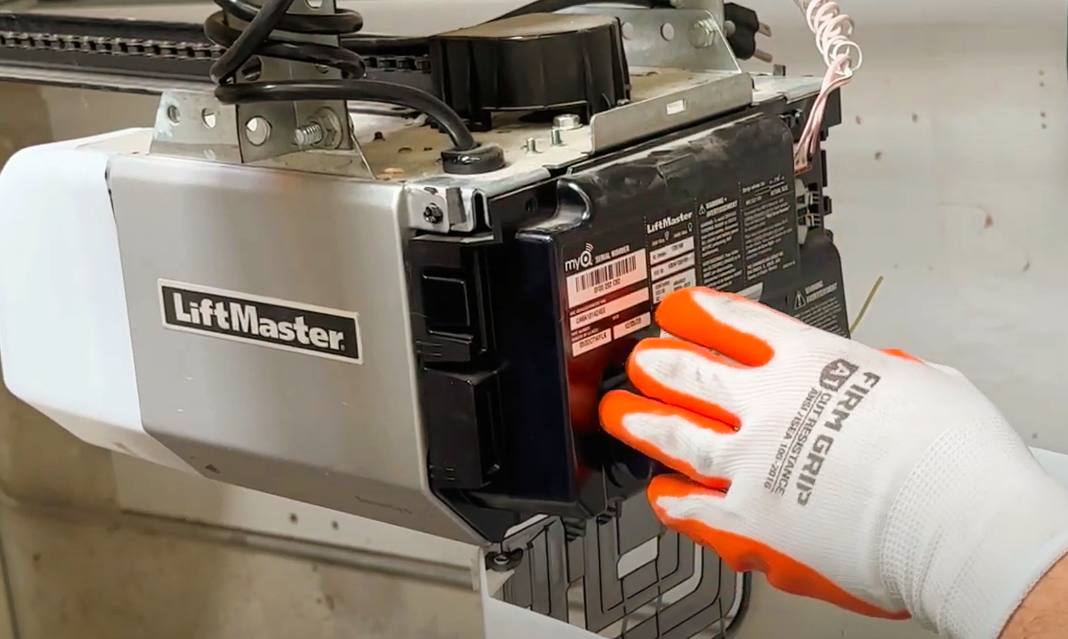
[792,0,862,174]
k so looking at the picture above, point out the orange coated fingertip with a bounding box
[648,473,726,504]
[648,500,910,621]
[599,396,734,490]
[656,288,776,367]
[626,339,743,427]
[882,348,924,364]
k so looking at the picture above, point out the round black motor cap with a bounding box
[428,13,631,124]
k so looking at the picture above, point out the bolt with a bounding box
[422,204,444,225]
[294,122,325,147]
[524,137,541,154]
[550,129,565,147]
[553,114,582,131]
[295,109,343,150]
[690,18,718,48]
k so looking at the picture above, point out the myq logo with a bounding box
[159,280,362,364]
[819,358,858,392]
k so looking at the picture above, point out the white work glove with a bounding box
[599,288,1068,639]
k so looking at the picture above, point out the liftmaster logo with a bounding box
[159,280,362,364]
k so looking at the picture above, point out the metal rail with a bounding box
[0,12,433,92]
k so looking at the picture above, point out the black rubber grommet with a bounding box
[441,143,507,175]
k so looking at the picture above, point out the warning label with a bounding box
[741,175,796,283]
[793,279,847,335]
[563,240,650,357]
[647,211,698,304]
[698,195,743,290]
[698,173,796,292]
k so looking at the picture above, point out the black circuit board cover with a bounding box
[496,109,850,639]
[532,113,848,368]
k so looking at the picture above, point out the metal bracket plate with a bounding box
[150,90,373,178]
[228,0,355,163]
[561,6,740,73]
[146,0,362,169]
[589,70,752,152]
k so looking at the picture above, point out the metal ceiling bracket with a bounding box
[228,0,355,163]
[151,90,245,163]
[150,90,373,178]
[560,6,741,73]
[588,71,753,152]
[147,0,372,177]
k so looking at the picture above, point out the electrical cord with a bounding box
[204,8,367,80]
[203,0,480,152]
[215,80,478,150]
[791,0,862,174]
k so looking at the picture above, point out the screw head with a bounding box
[423,204,444,225]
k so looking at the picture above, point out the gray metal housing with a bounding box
[109,154,483,544]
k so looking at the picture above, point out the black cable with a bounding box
[204,12,367,79]
[202,0,481,152]
[215,79,478,150]
[208,0,301,85]
[341,35,429,55]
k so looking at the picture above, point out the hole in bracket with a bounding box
[661,23,675,41]
[245,117,271,146]
[166,105,180,125]
[201,109,217,129]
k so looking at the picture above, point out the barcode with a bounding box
[576,254,639,293]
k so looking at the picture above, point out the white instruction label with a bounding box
[650,237,695,266]
[570,288,650,332]
[651,252,696,282]
[653,269,698,304]
[564,244,651,358]
[566,250,648,309]
[614,312,652,340]
[573,329,613,357]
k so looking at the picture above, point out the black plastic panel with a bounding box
[405,95,850,545]
[500,493,748,639]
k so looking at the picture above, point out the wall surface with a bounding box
[0,0,1066,638]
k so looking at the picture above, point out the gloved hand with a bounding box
[599,288,1068,639]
